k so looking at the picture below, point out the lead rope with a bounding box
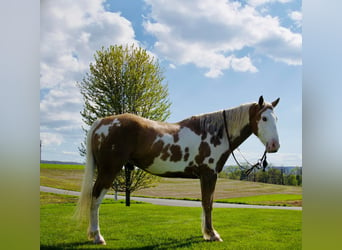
[222,110,268,176]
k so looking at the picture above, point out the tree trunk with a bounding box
[125,163,134,206]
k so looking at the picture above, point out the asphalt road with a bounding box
[40,186,302,211]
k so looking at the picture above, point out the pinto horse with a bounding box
[75,96,280,244]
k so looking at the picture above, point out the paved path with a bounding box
[40,186,302,211]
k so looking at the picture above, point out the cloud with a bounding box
[62,151,79,156]
[41,0,137,89]
[40,81,83,130]
[40,0,138,159]
[248,0,293,6]
[143,0,301,77]
[40,132,63,146]
[289,10,302,28]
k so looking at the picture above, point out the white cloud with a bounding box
[40,132,63,146]
[289,11,302,22]
[62,151,79,156]
[248,0,292,6]
[289,10,302,28]
[40,0,138,158]
[41,0,137,89]
[144,0,301,77]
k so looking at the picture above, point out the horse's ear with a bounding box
[258,96,264,107]
[272,98,280,108]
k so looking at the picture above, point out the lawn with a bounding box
[216,194,302,207]
[40,193,302,249]
[40,164,302,207]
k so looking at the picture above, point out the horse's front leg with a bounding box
[200,171,223,242]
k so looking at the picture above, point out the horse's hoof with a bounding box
[94,235,106,245]
[211,235,223,242]
[94,239,106,245]
[203,230,223,242]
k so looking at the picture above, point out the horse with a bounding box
[75,96,280,245]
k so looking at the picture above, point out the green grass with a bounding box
[216,194,302,207]
[40,163,85,170]
[40,163,302,206]
[40,164,84,191]
[40,194,301,249]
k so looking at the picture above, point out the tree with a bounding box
[285,175,298,186]
[77,44,171,206]
[112,167,160,202]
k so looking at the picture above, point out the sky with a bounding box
[40,0,302,166]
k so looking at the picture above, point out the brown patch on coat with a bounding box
[170,145,183,162]
[215,150,230,173]
[249,103,261,135]
[249,102,274,136]
[201,132,207,140]
[183,147,190,161]
[173,133,179,143]
[209,126,224,147]
[229,125,253,151]
[157,165,199,178]
[158,160,200,178]
[179,116,202,135]
[160,144,171,161]
[195,142,211,165]
[151,140,165,158]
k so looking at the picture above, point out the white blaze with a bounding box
[257,109,279,147]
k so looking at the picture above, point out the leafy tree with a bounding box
[112,167,160,199]
[77,44,171,206]
[296,174,302,186]
[285,175,298,186]
[256,170,269,183]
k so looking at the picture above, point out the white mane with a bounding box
[195,102,253,138]
[224,103,253,138]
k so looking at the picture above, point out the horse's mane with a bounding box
[198,111,223,135]
[224,103,253,137]
[196,103,253,137]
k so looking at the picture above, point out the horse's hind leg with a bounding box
[88,185,107,245]
[88,164,122,245]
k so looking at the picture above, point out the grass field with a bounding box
[40,164,302,207]
[216,194,302,206]
[40,193,302,249]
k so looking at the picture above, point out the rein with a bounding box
[222,110,268,176]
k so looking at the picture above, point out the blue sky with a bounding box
[40,0,302,166]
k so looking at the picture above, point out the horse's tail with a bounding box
[74,119,100,223]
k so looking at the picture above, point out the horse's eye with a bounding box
[262,117,267,122]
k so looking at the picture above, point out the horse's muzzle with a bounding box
[266,139,280,153]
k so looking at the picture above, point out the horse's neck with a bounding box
[225,104,253,150]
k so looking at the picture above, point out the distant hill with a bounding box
[40,160,84,165]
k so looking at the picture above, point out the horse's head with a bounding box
[252,96,280,153]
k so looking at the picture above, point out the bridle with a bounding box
[222,110,268,176]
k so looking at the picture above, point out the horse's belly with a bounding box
[146,158,192,176]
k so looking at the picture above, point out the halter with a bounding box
[222,110,268,176]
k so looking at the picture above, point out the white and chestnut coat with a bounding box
[76,96,280,244]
